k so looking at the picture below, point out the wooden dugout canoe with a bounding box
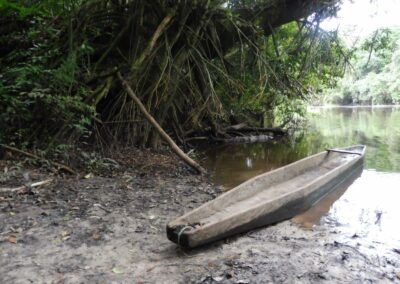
[167,145,366,248]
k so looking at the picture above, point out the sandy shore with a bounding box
[1,152,399,283]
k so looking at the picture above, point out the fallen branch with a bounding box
[184,136,209,142]
[117,72,206,174]
[0,178,53,193]
[212,134,272,144]
[185,124,286,140]
[225,126,286,135]
[0,144,77,175]
[224,123,248,131]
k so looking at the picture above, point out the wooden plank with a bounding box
[327,148,362,155]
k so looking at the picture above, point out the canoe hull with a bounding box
[167,145,365,248]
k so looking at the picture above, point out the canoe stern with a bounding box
[166,223,193,247]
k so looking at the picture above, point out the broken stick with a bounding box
[0,144,77,175]
[0,178,53,193]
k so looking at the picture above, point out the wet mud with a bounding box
[1,154,400,283]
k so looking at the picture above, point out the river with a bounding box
[201,106,400,251]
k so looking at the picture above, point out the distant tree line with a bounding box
[323,27,400,105]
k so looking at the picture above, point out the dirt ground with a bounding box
[1,149,399,284]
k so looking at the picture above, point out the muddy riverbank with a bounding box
[0,150,399,283]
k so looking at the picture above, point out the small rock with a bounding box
[236,280,250,284]
[200,276,212,282]
[225,270,235,279]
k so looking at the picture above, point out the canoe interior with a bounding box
[167,145,366,247]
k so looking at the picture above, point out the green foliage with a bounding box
[0,5,94,146]
[324,28,400,105]
[223,20,346,127]
[0,0,39,17]
[1,0,344,149]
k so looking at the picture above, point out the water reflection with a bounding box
[200,106,400,250]
[292,166,363,229]
[201,106,400,187]
[245,157,253,168]
[308,106,400,172]
[321,170,400,249]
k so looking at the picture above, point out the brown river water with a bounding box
[200,106,400,251]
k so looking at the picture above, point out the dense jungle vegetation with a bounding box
[323,27,400,105]
[0,0,346,151]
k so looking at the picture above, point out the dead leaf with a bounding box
[84,173,93,179]
[8,235,17,244]
[112,267,124,274]
[92,231,101,241]
[52,238,62,245]
[208,261,217,268]
[60,230,71,241]
[212,276,224,282]
[60,230,71,237]
[11,227,23,233]
[146,266,156,272]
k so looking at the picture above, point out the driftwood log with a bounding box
[184,123,286,144]
[118,72,206,175]
[224,123,286,135]
[212,134,273,144]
